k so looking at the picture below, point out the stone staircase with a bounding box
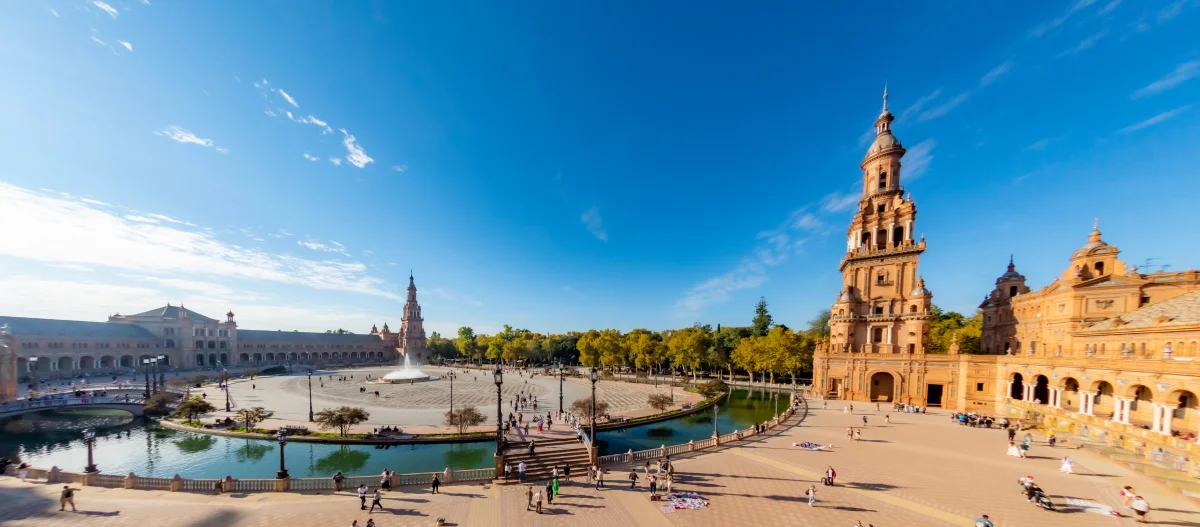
[1076,440,1200,500]
[499,436,591,483]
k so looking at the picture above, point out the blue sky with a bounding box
[0,1,1198,335]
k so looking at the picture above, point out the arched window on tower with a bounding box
[1009,286,1018,297]
[879,172,887,189]
[892,226,903,248]
[1094,262,1104,276]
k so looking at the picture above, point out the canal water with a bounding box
[596,388,788,455]
[0,387,787,478]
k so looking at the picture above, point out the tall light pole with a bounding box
[493,364,503,455]
[142,358,151,397]
[448,371,456,416]
[306,370,314,422]
[224,367,232,412]
[557,362,564,415]
[28,357,39,392]
[713,404,719,438]
[276,431,289,479]
[589,367,598,443]
[157,355,166,391]
[149,358,159,395]
[83,429,98,473]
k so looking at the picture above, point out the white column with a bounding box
[1112,398,1124,423]
[1152,403,1163,434]
[1082,393,1095,415]
[1053,389,1063,409]
[886,325,892,345]
[1006,381,1013,399]
[1159,405,1176,435]
[905,220,913,242]
[887,222,895,246]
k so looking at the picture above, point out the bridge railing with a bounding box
[0,396,146,417]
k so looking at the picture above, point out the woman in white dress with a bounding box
[1006,442,1022,457]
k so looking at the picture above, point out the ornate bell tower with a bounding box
[399,272,429,363]
[827,88,933,354]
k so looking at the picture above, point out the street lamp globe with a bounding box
[493,364,503,386]
[589,367,599,384]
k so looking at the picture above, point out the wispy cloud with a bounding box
[330,158,343,166]
[117,40,132,52]
[919,92,970,121]
[1100,0,1121,14]
[675,259,768,314]
[1025,138,1052,151]
[277,89,299,108]
[899,89,942,122]
[820,192,860,213]
[581,206,607,242]
[1059,30,1108,57]
[391,165,408,173]
[49,8,59,17]
[298,240,351,257]
[303,153,320,162]
[0,183,402,302]
[295,115,333,134]
[1157,0,1187,24]
[901,139,936,180]
[92,0,119,19]
[1117,105,1193,134]
[1031,0,1098,37]
[1132,59,1200,99]
[340,130,374,168]
[154,126,226,153]
[979,60,1013,86]
[791,212,822,230]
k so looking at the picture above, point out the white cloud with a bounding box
[49,8,59,17]
[48,263,95,272]
[791,212,822,230]
[580,206,607,242]
[1132,59,1200,99]
[1157,0,1186,24]
[1031,0,1098,37]
[80,198,109,206]
[330,158,343,166]
[0,183,403,303]
[117,40,132,51]
[93,0,119,19]
[264,110,277,117]
[1058,30,1108,57]
[1117,105,1193,134]
[979,60,1013,86]
[675,258,768,314]
[277,89,299,108]
[857,128,876,148]
[1100,0,1121,14]
[303,153,320,162]
[146,213,189,225]
[124,214,160,224]
[820,192,860,213]
[154,126,225,152]
[91,36,106,46]
[899,89,942,122]
[1025,138,1052,151]
[298,240,351,257]
[340,130,374,168]
[296,115,333,134]
[902,139,936,181]
[391,165,408,173]
[918,92,970,121]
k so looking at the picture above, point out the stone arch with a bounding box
[1009,372,1024,399]
[55,356,73,371]
[195,340,204,349]
[119,355,135,368]
[874,228,887,250]
[1060,377,1081,411]
[1165,388,1199,424]
[891,226,904,248]
[321,352,330,360]
[1088,380,1115,417]
[78,356,95,369]
[207,353,217,367]
[1122,382,1158,401]
[208,340,216,349]
[1126,384,1155,424]
[195,353,206,367]
[1032,374,1050,405]
[253,353,263,362]
[99,355,115,368]
[266,352,275,362]
[239,353,250,363]
[218,353,228,365]
[868,371,897,402]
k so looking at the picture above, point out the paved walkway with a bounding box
[3,403,1198,526]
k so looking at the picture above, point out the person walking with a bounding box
[357,484,368,510]
[525,485,534,511]
[665,473,673,493]
[552,476,560,497]
[1130,495,1150,523]
[563,464,571,482]
[806,485,816,506]
[649,474,657,497]
[365,520,375,527]
[628,469,639,489]
[824,466,836,486]
[854,429,862,441]
[17,462,29,482]
[369,489,384,512]
[1121,486,1135,508]
[846,427,853,440]
[59,485,78,512]
[1007,427,1016,442]
[884,414,891,424]
[1059,456,1074,474]
[862,415,868,426]
[644,461,652,476]
[518,461,527,483]
[333,471,345,492]
[596,468,605,489]
[974,514,994,527]
[380,469,392,491]
[534,489,543,513]
[431,473,441,494]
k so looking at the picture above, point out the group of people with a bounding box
[952,412,1002,428]
[371,426,402,436]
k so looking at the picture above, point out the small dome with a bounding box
[911,276,931,297]
[866,132,902,158]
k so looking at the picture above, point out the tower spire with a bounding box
[882,82,889,113]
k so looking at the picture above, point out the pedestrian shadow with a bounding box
[854,439,891,443]
[442,492,484,498]
[379,508,426,517]
[75,510,121,517]
[831,506,876,512]
[844,481,900,492]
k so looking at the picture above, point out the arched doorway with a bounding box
[195,354,206,367]
[239,353,250,363]
[99,356,115,369]
[219,353,228,364]
[253,353,263,362]
[1167,389,1199,434]
[1010,373,1024,399]
[1091,381,1114,417]
[1126,384,1155,425]
[119,355,134,368]
[1061,378,1080,411]
[159,356,170,366]
[57,356,73,371]
[78,356,95,369]
[1033,375,1050,405]
[868,372,896,402]
[207,353,217,366]
[266,353,275,362]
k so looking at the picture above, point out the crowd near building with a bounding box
[0,273,429,401]
[813,92,1200,465]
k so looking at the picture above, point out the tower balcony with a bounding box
[863,186,904,202]
[839,239,926,271]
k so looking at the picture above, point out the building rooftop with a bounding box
[238,329,388,344]
[127,305,216,322]
[0,316,158,339]
[1085,290,1200,331]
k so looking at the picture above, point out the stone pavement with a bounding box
[3,403,1198,526]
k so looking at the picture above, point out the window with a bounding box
[1094,262,1104,276]
[195,340,204,349]
[876,204,885,213]
[976,383,985,392]
[1140,295,1150,307]
[872,327,883,343]
[1008,286,1017,297]
[874,306,884,315]
[165,339,175,348]
[219,341,227,349]
[878,173,887,189]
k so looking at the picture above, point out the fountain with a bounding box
[378,353,434,383]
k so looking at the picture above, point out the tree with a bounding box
[242,367,259,379]
[711,326,749,381]
[752,296,773,337]
[143,393,175,416]
[172,396,216,422]
[444,407,486,435]
[806,309,831,338]
[325,329,354,334]
[457,327,477,362]
[668,327,711,381]
[576,330,602,368]
[235,406,275,430]
[696,379,728,399]
[313,360,326,370]
[731,335,763,383]
[927,306,976,354]
[647,393,673,412]
[187,373,208,386]
[314,406,371,437]
[570,397,611,422]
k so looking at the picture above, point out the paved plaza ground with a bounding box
[3,401,1198,526]
[195,367,701,434]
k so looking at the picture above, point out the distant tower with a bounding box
[399,272,429,363]
[827,88,932,354]
[979,255,1029,354]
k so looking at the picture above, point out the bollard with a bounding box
[170,474,183,492]
[124,472,136,489]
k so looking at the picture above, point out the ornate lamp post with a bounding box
[157,355,166,391]
[448,371,456,416]
[142,358,151,397]
[713,404,720,438]
[28,356,39,391]
[306,370,314,422]
[589,367,599,442]
[224,367,232,412]
[149,357,159,395]
[83,428,98,473]
[557,363,565,415]
[493,364,503,455]
[276,431,289,479]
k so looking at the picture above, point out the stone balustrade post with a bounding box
[626,449,633,464]
[222,476,234,493]
[275,477,289,492]
[390,473,398,488]
[81,472,94,487]
[124,472,136,489]
[714,433,721,446]
[48,466,62,483]
[444,468,453,483]
[170,474,183,492]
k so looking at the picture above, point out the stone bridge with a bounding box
[0,396,147,419]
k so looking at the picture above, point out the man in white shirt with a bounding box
[356,484,368,510]
[518,461,527,483]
